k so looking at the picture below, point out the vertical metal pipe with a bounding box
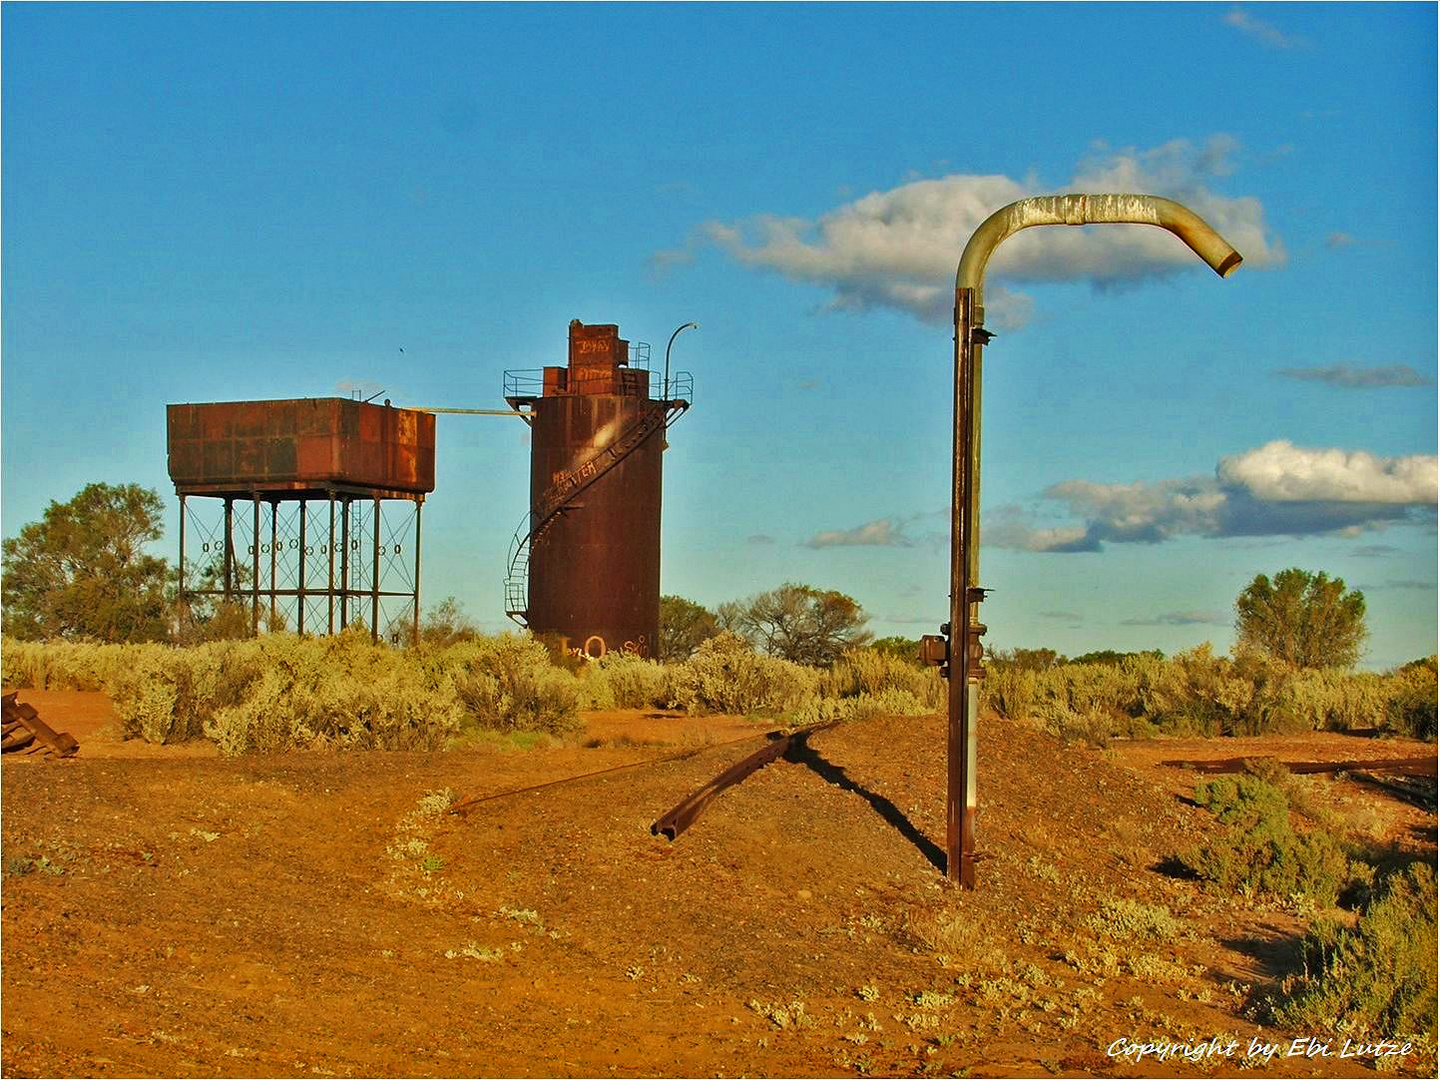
[328,492,336,635]
[251,494,261,634]
[223,497,234,598]
[944,192,1241,891]
[270,500,278,631]
[178,494,187,608]
[371,495,381,642]
[948,288,980,889]
[412,500,423,646]
[340,497,350,630]
[298,499,307,636]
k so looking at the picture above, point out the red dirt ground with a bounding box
[2,689,1435,1078]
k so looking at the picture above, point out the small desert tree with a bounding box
[1235,568,1367,669]
[2,482,171,642]
[418,595,481,647]
[657,594,719,661]
[718,582,872,667]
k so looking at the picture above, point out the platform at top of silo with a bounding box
[503,320,692,411]
[166,398,435,500]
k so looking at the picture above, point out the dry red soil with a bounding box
[2,690,1435,1079]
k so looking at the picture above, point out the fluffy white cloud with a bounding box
[1217,441,1438,504]
[698,138,1282,326]
[803,517,911,548]
[991,441,1437,553]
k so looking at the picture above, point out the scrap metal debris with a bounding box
[2,692,79,759]
[651,720,841,840]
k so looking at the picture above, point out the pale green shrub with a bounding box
[824,646,944,709]
[1262,667,1389,732]
[579,652,668,709]
[1383,657,1437,739]
[666,631,818,715]
[204,630,466,754]
[442,633,581,736]
[1267,862,1437,1041]
[1,638,137,692]
[786,687,938,726]
[982,663,1037,720]
[109,649,183,743]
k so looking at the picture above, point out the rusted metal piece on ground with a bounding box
[2,693,79,759]
[651,720,841,841]
[1163,755,1436,778]
[447,728,774,818]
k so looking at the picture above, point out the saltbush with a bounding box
[664,631,818,715]
[1268,861,1437,1042]
[1182,775,1355,907]
[578,652,668,710]
[438,633,581,737]
[979,643,1435,741]
[1383,657,1438,739]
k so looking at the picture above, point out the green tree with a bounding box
[988,647,1063,671]
[418,595,481,647]
[657,594,719,661]
[717,582,871,666]
[871,635,925,667]
[2,482,171,642]
[1235,568,1367,669]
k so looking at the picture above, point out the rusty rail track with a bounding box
[1162,755,1436,778]
[447,726,796,818]
[651,720,841,840]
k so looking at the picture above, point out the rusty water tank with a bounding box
[515,321,681,659]
[166,397,435,497]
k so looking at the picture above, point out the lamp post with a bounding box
[664,321,699,403]
[941,194,1242,888]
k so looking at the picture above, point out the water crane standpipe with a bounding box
[937,194,1243,889]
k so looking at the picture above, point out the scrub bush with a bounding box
[1267,861,1437,1042]
[440,633,581,737]
[1181,775,1355,907]
[579,652,668,710]
[665,631,818,715]
[1383,657,1438,739]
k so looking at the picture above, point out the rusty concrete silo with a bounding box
[504,321,692,658]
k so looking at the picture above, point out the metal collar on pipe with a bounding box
[956,194,1243,298]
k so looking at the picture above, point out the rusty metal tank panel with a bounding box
[166,398,435,497]
[523,321,668,658]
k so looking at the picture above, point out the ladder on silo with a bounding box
[504,401,679,627]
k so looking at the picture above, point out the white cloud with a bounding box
[1276,363,1434,389]
[1224,9,1308,50]
[1121,610,1231,627]
[1217,441,1438,504]
[803,517,910,548]
[992,441,1437,553]
[696,137,1282,326]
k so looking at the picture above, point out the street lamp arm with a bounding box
[956,194,1243,297]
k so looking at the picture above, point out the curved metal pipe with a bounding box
[663,321,699,403]
[956,194,1243,298]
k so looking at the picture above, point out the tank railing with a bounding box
[503,367,693,405]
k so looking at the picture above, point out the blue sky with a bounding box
[3,3,1435,668]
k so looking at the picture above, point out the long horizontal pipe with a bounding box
[957,194,1243,301]
[413,407,529,417]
